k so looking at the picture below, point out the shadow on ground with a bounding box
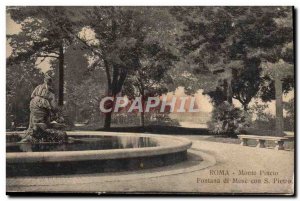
[97,125,210,135]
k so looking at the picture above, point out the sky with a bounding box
[6,12,294,116]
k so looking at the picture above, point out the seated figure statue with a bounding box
[20,75,68,143]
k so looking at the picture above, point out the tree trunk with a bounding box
[102,66,128,129]
[243,104,248,111]
[275,75,284,136]
[103,91,114,129]
[58,45,64,107]
[140,112,145,128]
[223,79,233,104]
[104,112,112,129]
[140,94,145,128]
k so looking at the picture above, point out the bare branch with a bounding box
[61,26,104,58]
[37,54,59,59]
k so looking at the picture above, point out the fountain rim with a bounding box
[6,131,192,163]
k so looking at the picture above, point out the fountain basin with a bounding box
[7,131,192,177]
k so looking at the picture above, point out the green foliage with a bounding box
[80,7,179,95]
[49,43,107,125]
[207,101,249,137]
[123,42,178,99]
[284,98,294,117]
[147,114,180,127]
[248,100,270,121]
[7,6,79,106]
[259,75,294,102]
[171,7,294,107]
[76,7,179,128]
[30,124,68,143]
[6,6,295,131]
[246,99,294,132]
[246,101,276,131]
[231,58,262,109]
[7,7,74,63]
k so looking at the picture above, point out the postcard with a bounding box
[6,6,295,195]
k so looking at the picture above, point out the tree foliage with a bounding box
[6,6,294,132]
[7,6,77,105]
[207,101,249,137]
[72,7,179,128]
[7,6,74,61]
[171,7,294,108]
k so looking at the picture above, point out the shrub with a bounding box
[248,99,294,132]
[207,101,249,137]
[148,113,180,127]
[251,115,294,132]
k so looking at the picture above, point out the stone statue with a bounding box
[20,75,68,143]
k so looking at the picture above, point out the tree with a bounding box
[208,101,248,137]
[171,7,293,112]
[7,6,75,106]
[261,60,293,135]
[171,7,246,105]
[44,41,108,127]
[231,58,262,110]
[123,42,177,127]
[172,7,294,136]
[72,7,177,128]
[246,8,294,136]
